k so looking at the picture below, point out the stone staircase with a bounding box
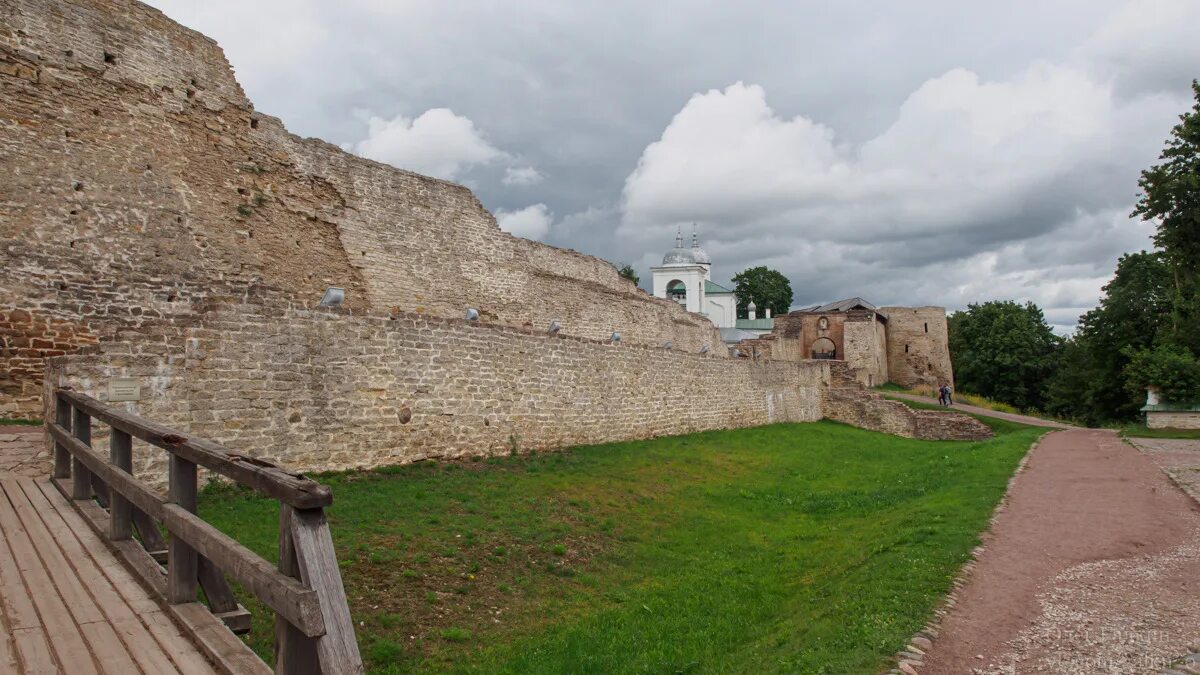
[823,363,993,441]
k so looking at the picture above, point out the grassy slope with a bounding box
[200,418,1040,674]
[1119,424,1200,440]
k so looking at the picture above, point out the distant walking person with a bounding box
[937,384,947,406]
[944,385,954,406]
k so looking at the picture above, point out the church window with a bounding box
[924,322,928,333]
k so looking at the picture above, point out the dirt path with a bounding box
[917,428,1200,674]
[881,391,1072,429]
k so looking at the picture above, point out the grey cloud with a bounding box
[144,0,1195,328]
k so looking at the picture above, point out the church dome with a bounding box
[661,227,711,266]
[662,246,709,265]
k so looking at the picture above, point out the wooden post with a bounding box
[290,507,364,674]
[53,395,71,479]
[167,454,198,604]
[275,505,319,675]
[109,429,133,540]
[71,407,92,500]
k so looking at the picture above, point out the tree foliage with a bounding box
[1132,79,1200,354]
[1044,252,1171,423]
[732,267,793,319]
[616,263,639,286]
[1040,82,1200,423]
[1123,345,1200,403]
[948,301,1061,411]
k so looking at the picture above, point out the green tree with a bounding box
[1124,345,1200,403]
[1133,79,1200,353]
[947,301,1061,411]
[732,267,793,319]
[616,263,639,286]
[1044,252,1171,423]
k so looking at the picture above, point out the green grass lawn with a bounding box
[1119,424,1200,440]
[199,418,1041,674]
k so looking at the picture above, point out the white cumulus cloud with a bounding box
[616,67,1183,329]
[351,108,502,180]
[495,203,553,240]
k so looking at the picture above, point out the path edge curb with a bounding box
[882,429,1055,675]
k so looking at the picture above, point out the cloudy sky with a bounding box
[147,0,1199,332]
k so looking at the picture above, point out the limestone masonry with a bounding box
[3,0,986,480]
[0,0,721,419]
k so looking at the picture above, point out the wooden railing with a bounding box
[47,388,363,675]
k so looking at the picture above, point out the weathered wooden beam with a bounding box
[132,507,167,552]
[199,556,252,634]
[290,507,363,674]
[58,391,332,509]
[168,455,199,604]
[275,506,319,675]
[52,395,71,479]
[48,422,323,636]
[47,423,164,522]
[109,429,133,541]
[71,407,92,500]
[162,503,324,637]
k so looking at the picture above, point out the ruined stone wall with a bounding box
[45,300,829,487]
[1,0,721,418]
[822,363,990,441]
[842,313,888,387]
[881,307,954,389]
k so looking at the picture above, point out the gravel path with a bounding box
[917,428,1200,674]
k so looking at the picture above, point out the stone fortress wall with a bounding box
[44,299,831,487]
[0,0,722,420]
[6,0,988,476]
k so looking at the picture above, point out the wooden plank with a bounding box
[11,627,56,675]
[1,478,105,626]
[168,455,200,604]
[35,483,217,675]
[142,610,223,675]
[290,507,364,674]
[48,423,165,521]
[43,479,164,612]
[109,429,134,540]
[53,394,71,479]
[71,407,93,500]
[58,390,332,509]
[0,619,15,672]
[21,480,183,675]
[275,506,318,675]
[168,602,272,675]
[0,480,99,675]
[55,478,170,601]
[80,621,141,674]
[0,485,41,631]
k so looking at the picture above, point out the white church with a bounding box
[650,228,775,343]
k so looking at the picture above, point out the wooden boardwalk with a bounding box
[0,477,218,674]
